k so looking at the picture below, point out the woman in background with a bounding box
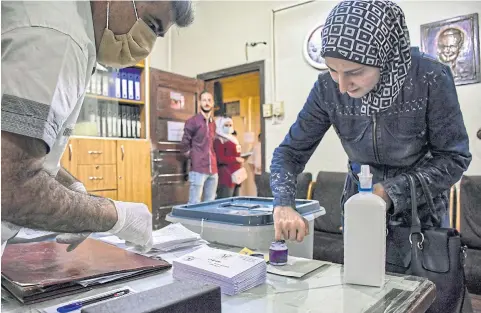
[214,116,245,198]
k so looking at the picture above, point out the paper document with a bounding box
[78,271,143,287]
[99,235,125,245]
[239,247,269,262]
[267,256,330,278]
[99,223,208,255]
[15,228,56,240]
[172,246,267,295]
[151,223,204,250]
[154,244,207,263]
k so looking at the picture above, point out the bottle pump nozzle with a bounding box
[358,165,373,192]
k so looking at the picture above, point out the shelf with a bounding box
[86,94,145,105]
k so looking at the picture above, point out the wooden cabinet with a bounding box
[61,138,152,211]
[60,58,154,212]
[117,140,152,208]
[90,190,118,199]
[77,164,118,191]
[76,140,117,165]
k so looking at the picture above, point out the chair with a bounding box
[255,172,313,200]
[455,175,481,295]
[310,171,346,264]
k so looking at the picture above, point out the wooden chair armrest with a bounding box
[449,185,455,229]
[455,180,462,232]
[307,181,315,200]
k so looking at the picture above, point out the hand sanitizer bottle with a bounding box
[343,165,386,287]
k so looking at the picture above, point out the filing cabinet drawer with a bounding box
[76,139,116,165]
[77,165,117,191]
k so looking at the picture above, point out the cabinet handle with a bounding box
[121,145,125,161]
[88,150,103,154]
[68,144,72,161]
[88,176,104,180]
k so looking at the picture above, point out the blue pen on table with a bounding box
[56,289,130,313]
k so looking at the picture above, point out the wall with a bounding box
[150,32,171,71]
[163,0,481,175]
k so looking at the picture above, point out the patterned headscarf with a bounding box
[321,0,412,115]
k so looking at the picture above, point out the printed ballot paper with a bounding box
[172,246,267,296]
[100,223,208,254]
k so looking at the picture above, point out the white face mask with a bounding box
[97,0,157,68]
[223,126,233,135]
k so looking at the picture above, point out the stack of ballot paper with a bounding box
[99,223,208,254]
[151,223,207,251]
[172,246,267,296]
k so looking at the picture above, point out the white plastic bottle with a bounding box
[343,165,387,287]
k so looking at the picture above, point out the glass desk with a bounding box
[2,253,435,313]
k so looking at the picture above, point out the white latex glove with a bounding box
[108,200,153,253]
[68,182,88,193]
[55,182,91,252]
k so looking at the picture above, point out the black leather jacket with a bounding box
[270,47,472,226]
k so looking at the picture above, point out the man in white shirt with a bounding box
[1,1,194,255]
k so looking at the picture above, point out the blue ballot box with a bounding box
[166,197,325,259]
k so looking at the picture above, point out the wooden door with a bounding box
[150,69,204,229]
[116,140,153,211]
[205,72,261,197]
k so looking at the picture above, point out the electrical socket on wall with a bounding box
[262,103,273,118]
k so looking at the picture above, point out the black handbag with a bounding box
[386,172,467,313]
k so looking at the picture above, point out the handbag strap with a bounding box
[404,172,440,239]
[404,174,422,235]
[414,172,440,225]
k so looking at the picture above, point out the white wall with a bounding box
[403,1,481,176]
[274,1,345,174]
[150,32,171,71]
[161,0,481,175]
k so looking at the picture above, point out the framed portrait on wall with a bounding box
[420,13,480,86]
[303,23,328,70]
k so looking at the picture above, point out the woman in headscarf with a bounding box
[214,116,245,198]
[270,0,471,295]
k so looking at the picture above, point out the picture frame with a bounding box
[224,101,241,117]
[303,23,328,70]
[420,13,480,86]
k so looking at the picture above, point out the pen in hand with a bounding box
[56,289,130,313]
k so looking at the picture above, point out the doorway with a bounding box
[197,61,266,196]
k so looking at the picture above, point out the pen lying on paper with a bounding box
[56,289,130,313]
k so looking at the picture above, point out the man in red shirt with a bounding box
[181,91,218,204]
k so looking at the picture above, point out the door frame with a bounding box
[197,61,266,174]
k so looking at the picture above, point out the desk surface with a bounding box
[1,255,435,313]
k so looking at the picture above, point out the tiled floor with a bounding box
[472,293,481,313]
